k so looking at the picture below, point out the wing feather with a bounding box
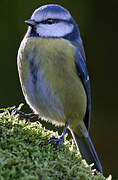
[74,41,91,130]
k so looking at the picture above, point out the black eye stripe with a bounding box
[36,19,59,25]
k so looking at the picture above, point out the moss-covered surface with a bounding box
[0,105,112,180]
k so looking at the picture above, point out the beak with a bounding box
[25,19,36,27]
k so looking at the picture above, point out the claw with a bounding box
[13,109,37,122]
[57,136,64,149]
[48,135,64,149]
[48,120,68,149]
[48,136,58,143]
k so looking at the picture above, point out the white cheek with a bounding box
[36,22,74,37]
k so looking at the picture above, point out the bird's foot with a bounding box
[13,109,37,122]
[48,135,64,149]
[48,120,68,149]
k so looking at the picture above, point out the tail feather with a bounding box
[72,132,103,173]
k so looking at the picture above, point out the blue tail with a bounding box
[73,132,103,173]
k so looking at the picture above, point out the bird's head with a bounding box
[25,4,80,41]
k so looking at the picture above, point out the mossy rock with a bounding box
[0,104,112,180]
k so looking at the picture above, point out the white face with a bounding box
[35,21,74,38]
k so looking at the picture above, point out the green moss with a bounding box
[0,105,112,180]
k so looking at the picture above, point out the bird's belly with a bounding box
[18,38,87,127]
[24,64,86,128]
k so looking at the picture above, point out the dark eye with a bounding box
[41,19,57,25]
[46,19,55,24]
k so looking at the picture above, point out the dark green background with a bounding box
[0,0,117,178]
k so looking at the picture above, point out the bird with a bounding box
[17,4,103,173]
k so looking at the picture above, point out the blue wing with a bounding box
[74,41,91,131]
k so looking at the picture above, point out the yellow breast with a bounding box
[17,38,87,128]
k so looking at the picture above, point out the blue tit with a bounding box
[17,4,102,173]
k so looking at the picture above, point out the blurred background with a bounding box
[0,0,117,178]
